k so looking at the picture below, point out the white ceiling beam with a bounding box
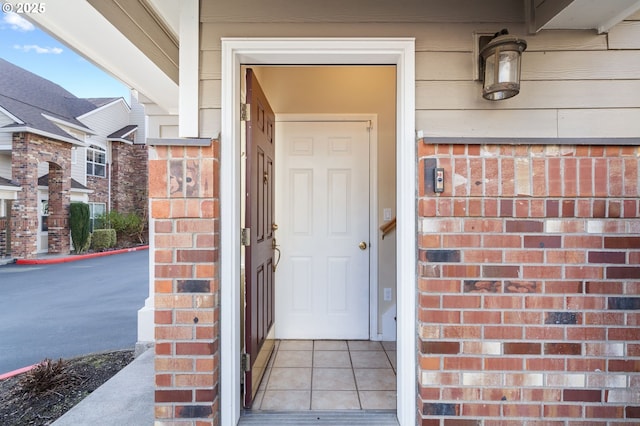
[25,0,178,113]
[533,0,640,33]
[179,0,200,138]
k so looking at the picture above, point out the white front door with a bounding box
[275,120,371,339]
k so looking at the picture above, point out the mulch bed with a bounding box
[0,350,134,426]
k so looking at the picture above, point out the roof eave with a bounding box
[0,127,87,146]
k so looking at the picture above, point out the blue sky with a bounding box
[0,11,130,101]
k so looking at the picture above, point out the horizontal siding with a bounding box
[418,108,640,138]
[416,50,640,81]
[0,132,11,147]
[201,23,606,52]
[200,109,221,138]
[416,80,640,110]
[79,101,130,142]
[201,0,523,24]
[199,17,640,139]
[72,147,85,185]
[609,21,640,49]
[521,50,640,80]
[416,110,558,138]
[200,80,221,109]
[557,109,640,138]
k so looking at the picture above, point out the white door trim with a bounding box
[276,113,378,341]
[220,38,416,426]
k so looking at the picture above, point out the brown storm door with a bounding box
[243,68,276,408]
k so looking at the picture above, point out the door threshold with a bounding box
[239,410,399,425]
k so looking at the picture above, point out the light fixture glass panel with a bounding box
[484,55,496,87]
[498,51,519,83]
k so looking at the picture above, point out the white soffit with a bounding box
[542,0,640,33]
[25,0,178,113]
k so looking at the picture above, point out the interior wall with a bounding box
[252,66,397,337]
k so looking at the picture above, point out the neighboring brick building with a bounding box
[0,59,147,259]
[31,1,640,425]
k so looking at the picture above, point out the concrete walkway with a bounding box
[51,347,154,425]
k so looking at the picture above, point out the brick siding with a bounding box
[11,132,71,258]
[150,142,220,424]
[151,141,640,425]
[87,172,109,207]
[417,143,640,425]
[111,141,148,215]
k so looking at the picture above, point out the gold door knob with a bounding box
[358,241,367,250]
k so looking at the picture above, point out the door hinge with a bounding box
[241,353,251,372]
[241,228,251,246]
[241,103,250,121]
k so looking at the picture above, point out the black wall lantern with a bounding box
[478,29,527,101]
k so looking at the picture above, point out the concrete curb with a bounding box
[15,245,149,265]
[0,364,38,380]
[51,347,154,425]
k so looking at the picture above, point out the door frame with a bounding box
[220,38,416,426]
[276,113,379,340]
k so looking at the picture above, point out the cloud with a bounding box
[3,12,34,31]
[14,44,63,54]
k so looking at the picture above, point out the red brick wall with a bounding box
[87,170,109,206]
[150,140,639,425]
[111,142,148,215]
[417,143,640,424]
[11,132,71,258]
[149,142,220,424]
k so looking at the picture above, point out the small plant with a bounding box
[69,203,90,254]
[98,209,147,246]
[19,358,82,396]
[91,229,116,251]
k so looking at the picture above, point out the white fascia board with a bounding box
[41,113,96,135]
[0,105,23,124]
[179,0,199,137]
[0,188,21,198]
[0,127,86,146]
[77,98,130,120]
[26,0,178,114]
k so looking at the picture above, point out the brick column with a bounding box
[11,132,72,258]
[417,143,640,424]
[47,163,71,254]
[150,142,221,425]
[10,132,39,259]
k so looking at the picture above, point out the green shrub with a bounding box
[91,229,116,251]
[69,203,90,254]
[107,228,117,247]
[99,210,147,245]
[81,233,92,254]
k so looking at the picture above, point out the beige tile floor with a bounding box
[252,340,397,411]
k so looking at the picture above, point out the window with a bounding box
[89,203,106,232]
[86,145,106,177]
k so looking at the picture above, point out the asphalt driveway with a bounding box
[0,250,149,373]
